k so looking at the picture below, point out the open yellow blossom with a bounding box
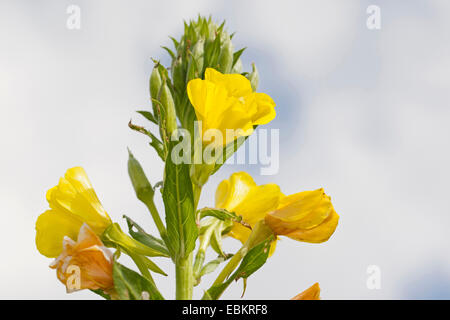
[187,68,276,146]
[50,224,114,293]
[215,172,280,254]
[35,167,112,258]
[265,189,339,243]
[291,283,321,300]
[214,172,339,251]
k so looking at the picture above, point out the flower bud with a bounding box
[149,65,162,101]
[232,58,243,74]
[50,224,114,293]
[150,66,162,119]
[186,39,204,82]
[218,35,233,73]
[127,149,154,202]
[171,56,185,94]
[160,83,177,136]
[248,63,259,91]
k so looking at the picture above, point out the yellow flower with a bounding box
[187,68,276,146]
[291,283,321,300]
[214,172,339,251]
[215,172,280,253]
[50,224,114,293]
[36,167,112,258]
[265,189,339,243]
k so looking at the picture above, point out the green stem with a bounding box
[192,251,205,283]
[212,247,246,286]
[176,253,194,300]
[143,197,167,242]
[200,247,246,300]
[193,220,220,279]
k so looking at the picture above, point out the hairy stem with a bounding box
[176,253,194,299]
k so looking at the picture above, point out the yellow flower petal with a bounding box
[215,179,230,209]
[280,209,339,243]
[35,209,83,258]
[187,68,276,146]
[46,167,111,234]
[216,172,281,245]
[36,167,112,258]
[251,93,277,125]
[233,183,280,225]
[187,78,230,123]
[265,188,339,243]
[216,172,255,211]
[205,68,253,97]
[228,222,252,245]
[268,189,332,230]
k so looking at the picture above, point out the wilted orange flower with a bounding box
[291,283,321,300]
[50,223,114,293]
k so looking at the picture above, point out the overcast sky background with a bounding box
[1,0,450,299]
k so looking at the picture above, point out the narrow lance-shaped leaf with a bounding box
[136,110,158,125]
[199,207,243,223]
[128,123,165,160]
[212,135,249,174]
[113,261,164,300]
[102,223,168,258]
[162,140,198,261]
[232,47,246,68]
[124,215,169,257]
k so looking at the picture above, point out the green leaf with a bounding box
[137,110,158,124]
[199,207,243,223]
[162,46,176,60]
[142,256,168,276]
[124,215,169,257]
[126,248,167,277]
[162,141,198,261]
[200,256,227,277]
[128,122,165,160]
[212,135,249,174]
[210,225,225,257]
[205,235,274,300]
[169,36,179,50]
[90,289,111,300]
[232,47,246,69]
[113,262,164,300]
[234,236,273,280]
[103,223,168,258]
